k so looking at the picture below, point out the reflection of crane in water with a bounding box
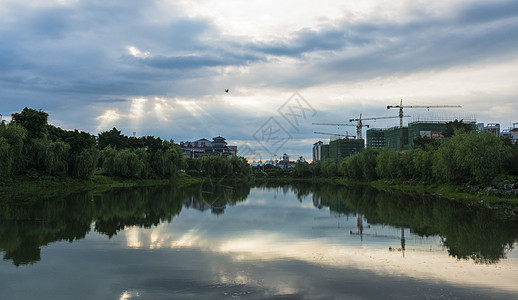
[357,215,364,241]
[388,227,406,257]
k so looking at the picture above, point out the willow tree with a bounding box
[0,123,27,175]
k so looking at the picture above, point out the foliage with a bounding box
[375,148,400,180]
[69,148,100,179]
[97,127,127,150]
[321,158,338,177]
[0,123,26,177]
[34,139,70,176]
[412,135,440,150]
[291,160,311,178]
[11,107,48,139]
[442,119,475,139]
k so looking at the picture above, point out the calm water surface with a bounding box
[1,183,517,299]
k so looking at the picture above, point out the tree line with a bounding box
[0,107,250,180]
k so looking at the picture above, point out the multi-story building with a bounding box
[179,136,237,158]
[510,123,518,144]
[312,141,324,162]
[383,126,409,150]
[367,120,477,150]
[366,129,385,148]
[478,123,501,136]
[314,138,364,162]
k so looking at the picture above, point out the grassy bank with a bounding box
[251,176,518,205]
[2,173,517,206]
[0,173,202,198]
[369,180,518,205]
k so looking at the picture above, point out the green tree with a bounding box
[291,160,311,178]
[375,148,400,180]
[151,144,185,178]
[69,148,100,179]
[442,119,474,139]
[230,156,250,177]
[411,148,434,182]
[412,135,440,150]
[34,139,70,176]
[356,148,379,181]
[309,161,322,177]
[322,158,338,177]
[47,125,96,153]
[0,137,11,177]
[0,122,27,174]
[97,127,127,150]
[111,148,148,178]
[433,131,510,185]
[11,107,48,139]
[339,156,362,179]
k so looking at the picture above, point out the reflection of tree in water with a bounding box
[0,186,205,265]
[93,187,185,237]
[2,183,517,266]
[0,182,252,266]
[290,183,518,264]
[0,193,94,266]
[185,179,251,215]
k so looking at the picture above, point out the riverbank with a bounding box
[0,173,202,199]
[368,180,518,206]
[1,174,517,206]
[252,176,518,206]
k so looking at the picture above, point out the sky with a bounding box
[1,0,517,161]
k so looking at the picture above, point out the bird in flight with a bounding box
[225,89,229,93]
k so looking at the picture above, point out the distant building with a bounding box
[478,123,501,137]
[383,126,409,150]
[278,153,296,168]
[407,121,448,148]
[511,123,518,144]
[179,136,237,158]
[312,141,324,161]
[366,129,384,148]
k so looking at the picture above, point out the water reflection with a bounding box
[0,182,517,267]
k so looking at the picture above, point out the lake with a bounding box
[1,182,517,299]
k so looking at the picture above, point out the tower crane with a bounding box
[314,131,355,140]
[348,114,411,139]
[387,99,461,151]
[312,122,364,140]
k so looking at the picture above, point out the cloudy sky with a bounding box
[1,0,517,160]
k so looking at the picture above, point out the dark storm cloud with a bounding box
[457,0,518,24]
[124,51,264,70]
[3,0,517,98]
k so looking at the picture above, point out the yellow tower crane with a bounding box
[387,99,462,151]
[313,131,355,140]
[312,122,365,140]
[348,114,411,139]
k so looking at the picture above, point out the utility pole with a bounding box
[387,100,461,151]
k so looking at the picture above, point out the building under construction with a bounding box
[366,117,476,150]
[315,138,364,161]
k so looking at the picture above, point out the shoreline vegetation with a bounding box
[1,174,517,206]
[0,107,517,205]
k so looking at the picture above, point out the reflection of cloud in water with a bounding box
[123,223,518,294]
